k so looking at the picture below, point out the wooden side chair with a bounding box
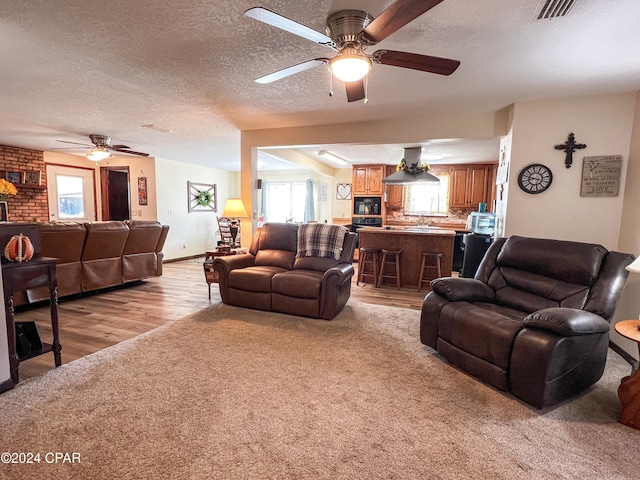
[217,216,234,245]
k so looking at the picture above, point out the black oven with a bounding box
[353,196,382,216]
[351,216,383,232]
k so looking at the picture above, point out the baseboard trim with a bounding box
[164,254,205,263]
[0,377,15,394]
[609,340,639,370]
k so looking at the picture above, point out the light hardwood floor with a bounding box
[13,258,428,381]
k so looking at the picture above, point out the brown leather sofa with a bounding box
[420,235,633,409]
[213,222,357,320]
[21,220,169,303]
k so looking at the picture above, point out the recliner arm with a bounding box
[430,277,495,303]
[213,253,256,276]
[523,307,610,336]
[322,263,355,285]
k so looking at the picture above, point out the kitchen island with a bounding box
[357,226,455,287]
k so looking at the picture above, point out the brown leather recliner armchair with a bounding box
[214,222,357,320]
[420,235,633,409]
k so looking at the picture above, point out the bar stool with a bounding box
[377,249,402,289]
[357,247,381,286]
[417,251,443,291]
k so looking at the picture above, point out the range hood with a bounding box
[382,147,440,185]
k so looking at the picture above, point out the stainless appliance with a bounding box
[353,196,382,216]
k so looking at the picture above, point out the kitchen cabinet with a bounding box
[353,165,385,195]
[384,165,403,208]
[450,164,493,209]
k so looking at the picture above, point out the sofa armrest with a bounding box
[213,253,256,276]
[213,253,256,303]
[523,307,610,336]
[322,263,355,284]
[430,277,495,303]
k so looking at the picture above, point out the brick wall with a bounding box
[0,144,48,222]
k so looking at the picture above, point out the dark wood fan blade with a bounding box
[51,147,90,150]
[56,140,93,147]
[109,144,130,150]
[362,0,445,45]
[345,79,366,103]
[114,148,149,157]
[245,7,334,47]
[256,58,329,84]
[374,50,460,75]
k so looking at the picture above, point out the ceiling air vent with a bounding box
[532,0,584,20]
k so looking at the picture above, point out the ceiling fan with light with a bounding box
[245,0,460,102]
[55,134,149,161]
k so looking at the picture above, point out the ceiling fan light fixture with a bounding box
[329,50,371,82]
[86,148,111,161]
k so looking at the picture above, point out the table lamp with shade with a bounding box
[222,198,249,247]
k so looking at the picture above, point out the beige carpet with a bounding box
[1,301,639,480]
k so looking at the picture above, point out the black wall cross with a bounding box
[554,132,587,169]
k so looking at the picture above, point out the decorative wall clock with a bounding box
[188,181,217,212]
[517,164,553,194]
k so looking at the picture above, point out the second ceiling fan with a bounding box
[245,0,460,102]
[56,134,149,160]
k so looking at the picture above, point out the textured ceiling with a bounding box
[0,0,639,171]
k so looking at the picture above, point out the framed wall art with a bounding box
[318,182,327,202]
[138,176,148,205]
[580,155,622,197]
[336,183,352,200]
[6,171,21,184]
[23,170,42,185]
[188,181,217,212]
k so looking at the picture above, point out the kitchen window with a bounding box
[403,172,450,215]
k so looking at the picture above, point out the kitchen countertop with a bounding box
[384,220,468,231]
[359,226,456,235]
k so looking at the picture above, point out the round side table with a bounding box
[614,319,640,430]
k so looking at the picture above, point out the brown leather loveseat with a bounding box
[214,222,357,320]
[420,235,633,409]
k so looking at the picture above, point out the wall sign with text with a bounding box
[580,155,622,197]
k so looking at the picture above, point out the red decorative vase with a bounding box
[4,233,35,262]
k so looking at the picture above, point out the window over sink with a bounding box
[402,171,450,215]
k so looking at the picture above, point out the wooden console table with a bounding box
[614,319,640,430]
[2,257,61,385]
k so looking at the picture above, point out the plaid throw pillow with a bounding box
[296,224,348,261]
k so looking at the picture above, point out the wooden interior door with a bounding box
[100,166,130,221]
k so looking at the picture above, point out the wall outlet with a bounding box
[138,209,143,217]
[132,210,137,216]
